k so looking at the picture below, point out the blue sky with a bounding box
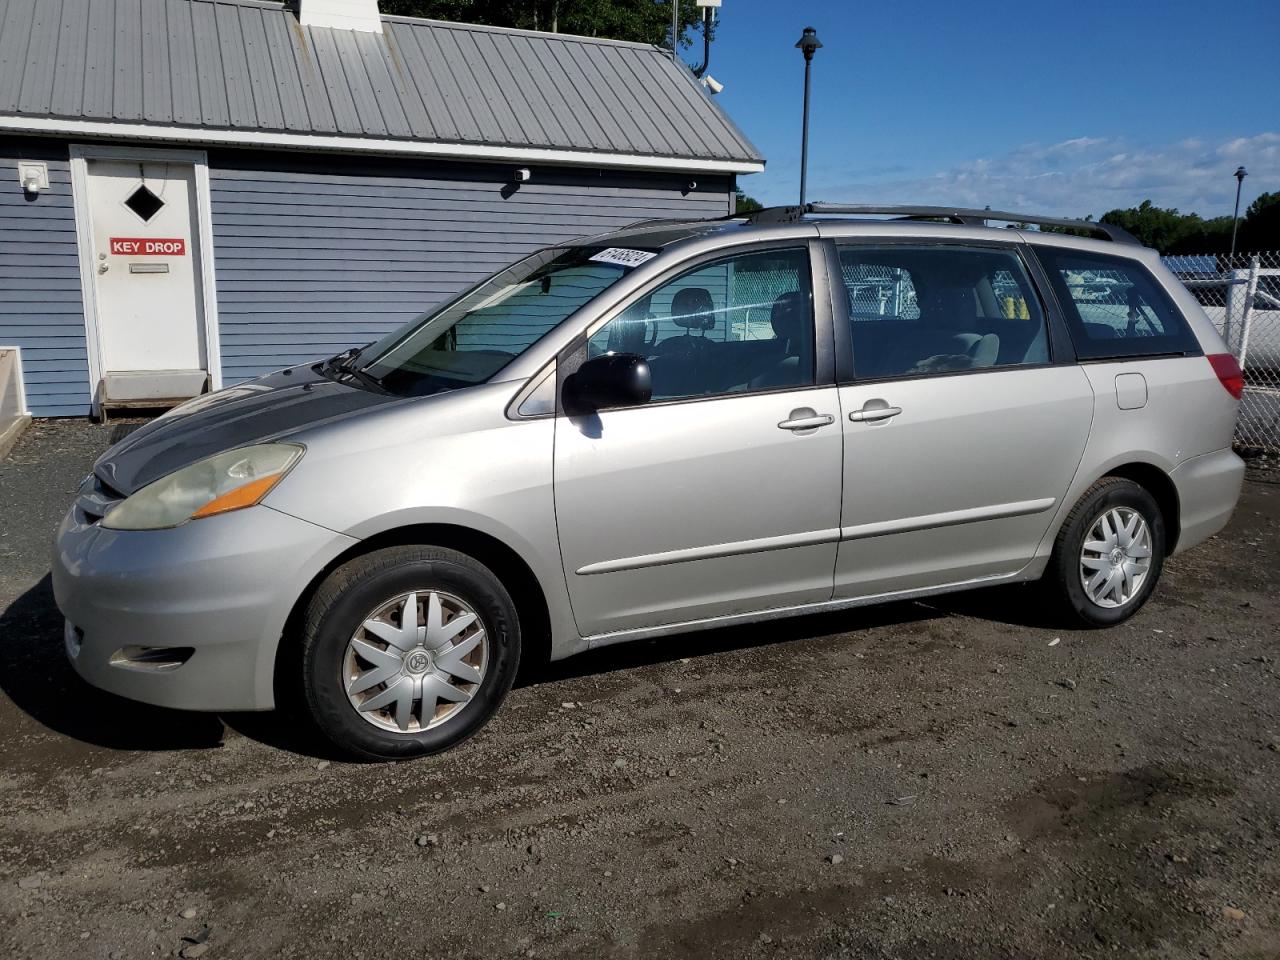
[695,0,1280,218]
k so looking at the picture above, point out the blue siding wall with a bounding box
[208,153,732,383]
[0,140,90,417]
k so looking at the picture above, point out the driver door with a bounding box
[553,243,844,638]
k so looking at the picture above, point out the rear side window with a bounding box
[1032,246,1200,360]
[838,244,1050,380]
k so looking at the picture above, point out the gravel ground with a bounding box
[1,419,1277,960]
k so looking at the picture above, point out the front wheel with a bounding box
[1045,477,1166,627]
[298,545,521,760]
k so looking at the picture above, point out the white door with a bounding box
[83,157,208,402]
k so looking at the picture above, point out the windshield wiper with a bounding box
[319,346,389,394]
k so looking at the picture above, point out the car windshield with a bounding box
[353,245,655,397]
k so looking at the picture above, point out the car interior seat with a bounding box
[648,287,717,397]
[749,291,810,388]
[876,282,1000,376]
[653,288,717,355]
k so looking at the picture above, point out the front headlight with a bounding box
[102,443,304,531]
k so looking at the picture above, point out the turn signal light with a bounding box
[190,473,287,519]
[1207,353,1244,400]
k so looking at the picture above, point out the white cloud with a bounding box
[766,133,1280,219]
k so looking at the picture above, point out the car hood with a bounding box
[95,365,409,494]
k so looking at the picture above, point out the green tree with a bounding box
[1239,191,1280,253]
[1099,200,1191,252]
[1173,216,1232,254]
[1097,200,1234,254]
[378,0,707,47]
[734,187,763,213]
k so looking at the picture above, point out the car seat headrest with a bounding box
[770,291,807,342]
[671,287,715,331]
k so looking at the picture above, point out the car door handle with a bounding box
[777,412,835,431]
[849,403,902,423]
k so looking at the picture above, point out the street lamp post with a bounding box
[795,26,822,208]
[672,0,679,61]
[1230,165,1248,262]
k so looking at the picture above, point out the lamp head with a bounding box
[795,26,822,62]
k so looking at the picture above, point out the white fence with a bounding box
[1164,252,1280,451]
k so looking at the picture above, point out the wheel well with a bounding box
[1102,463,1181,553]
[276,524,553,701]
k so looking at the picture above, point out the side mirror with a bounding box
[564,353,652,413]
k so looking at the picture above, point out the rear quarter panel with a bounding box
[1030,355,1239,563]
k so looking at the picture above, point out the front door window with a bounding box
[589,247,815,400]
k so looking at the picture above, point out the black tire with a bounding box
[1045,477,1167,627]
[299,545,521,761]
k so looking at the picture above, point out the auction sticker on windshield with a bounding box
[589,248,657,268]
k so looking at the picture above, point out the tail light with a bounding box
[1207,353,1244,400]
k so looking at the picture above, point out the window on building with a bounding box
[124,184,165,222]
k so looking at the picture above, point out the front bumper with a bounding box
[52,502,357,711]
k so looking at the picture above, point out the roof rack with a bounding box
[739,203,1139,245]
[620,216,707,229]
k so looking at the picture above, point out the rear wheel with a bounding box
[1045,477,1166,627]
[299,545,521,760]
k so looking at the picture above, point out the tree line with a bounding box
[378,0,706,46]
[1095,195,1279,255]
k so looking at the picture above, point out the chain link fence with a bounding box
[1164,251,1280,451]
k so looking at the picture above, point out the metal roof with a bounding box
[0,0,764,171]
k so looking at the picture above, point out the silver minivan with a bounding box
[53,205,1246,759]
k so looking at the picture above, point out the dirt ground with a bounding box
[1,419,1277,960]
